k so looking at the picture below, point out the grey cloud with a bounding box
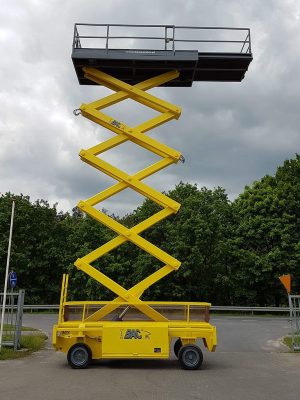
[1,0,300,216]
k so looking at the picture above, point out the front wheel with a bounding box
[178,344,203,370]
[67,344,91,369]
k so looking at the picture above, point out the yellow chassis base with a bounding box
[53,298,217,363]
[53,320,216,360]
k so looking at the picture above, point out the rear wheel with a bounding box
[178,344,203,370]
[67,344,91,369]
[174,338,183,358]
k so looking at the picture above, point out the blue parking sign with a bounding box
[9,271,17,289]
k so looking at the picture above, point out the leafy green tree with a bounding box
[0,193,70,304]
[232,155,300,305]
[2,155,299,307]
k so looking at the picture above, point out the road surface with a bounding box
[0,314,298,400]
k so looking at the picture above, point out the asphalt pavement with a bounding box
[0,314,298,400]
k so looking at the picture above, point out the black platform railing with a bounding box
[73,24,251,54]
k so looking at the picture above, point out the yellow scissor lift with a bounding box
[53,24,252,369]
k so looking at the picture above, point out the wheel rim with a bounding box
[183,348,199,367]
[71,347,88,366]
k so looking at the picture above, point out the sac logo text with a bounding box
[120,329,151,340]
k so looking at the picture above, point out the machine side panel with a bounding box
[102,323,169,358]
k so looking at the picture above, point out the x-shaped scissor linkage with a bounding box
[74,68,182,322]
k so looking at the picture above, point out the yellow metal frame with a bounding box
[53,68,217,361]
[74,68,184,322]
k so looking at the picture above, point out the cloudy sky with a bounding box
[1,0,300,215]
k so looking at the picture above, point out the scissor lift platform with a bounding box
[53,24,252,370]
[72,24,252,86]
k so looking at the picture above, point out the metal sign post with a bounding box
[0,200,15,351]
[288,295,300,351]
[279,274,300,351]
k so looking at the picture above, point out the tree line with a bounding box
[0,155,299,306]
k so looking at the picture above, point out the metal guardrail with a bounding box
[211,306,293,313]
[14,305,293,313]
[73,23,251,54]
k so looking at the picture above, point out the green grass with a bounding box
[2,324,38,331]
[20,333,47,351]
[282,335,300,350]
[0,332,47,360]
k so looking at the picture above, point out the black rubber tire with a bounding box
[174,338,183,359]
[67,344,91,369]
[178,344,203,370]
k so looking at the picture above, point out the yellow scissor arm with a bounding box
[73,68,183,322]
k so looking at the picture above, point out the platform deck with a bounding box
[72,24,252,86]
